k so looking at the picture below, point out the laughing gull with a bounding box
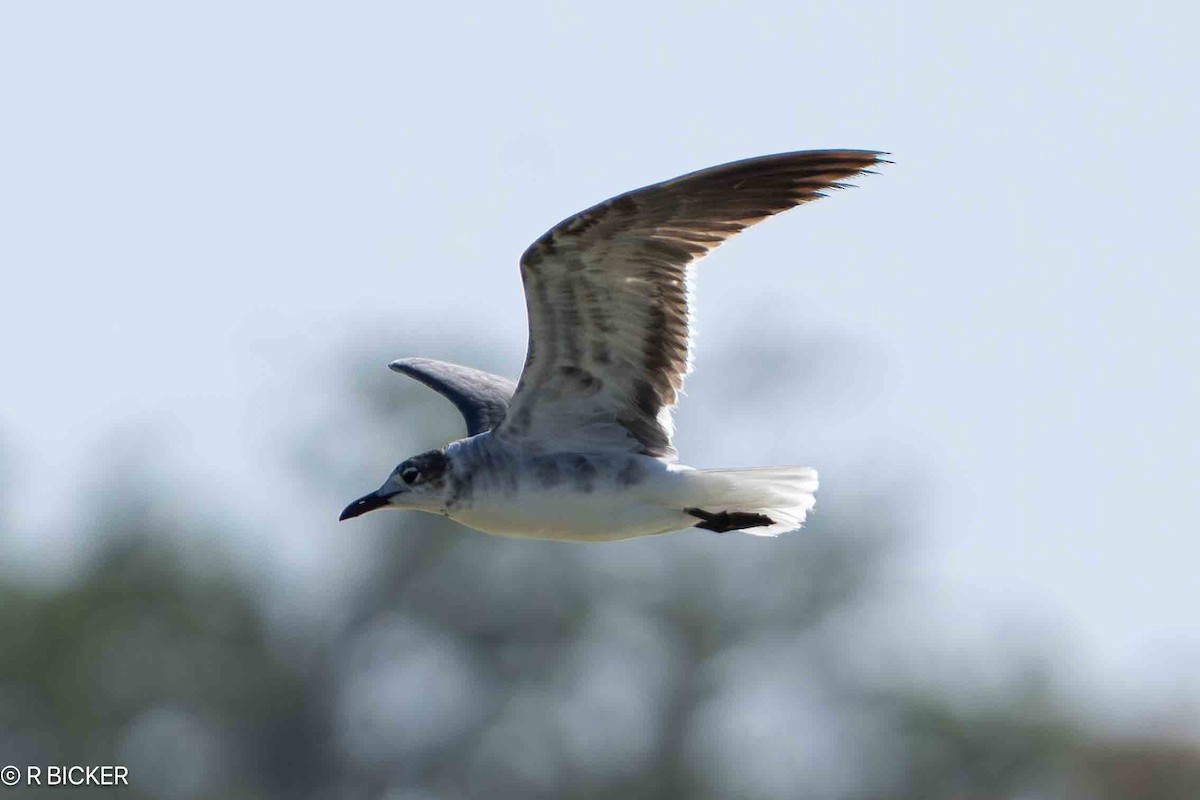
[340,150,886,540]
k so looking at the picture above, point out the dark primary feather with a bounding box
[388,357,517,436]
[497,149,886,460]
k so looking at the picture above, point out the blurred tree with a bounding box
[1,343,1196,799]
[1069,739,1200,800]
[0,509,331,799]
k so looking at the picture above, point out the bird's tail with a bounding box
[683,466,818,536]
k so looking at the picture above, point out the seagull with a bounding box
[340,150,885,540]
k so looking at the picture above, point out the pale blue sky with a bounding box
[2,2,1197,721]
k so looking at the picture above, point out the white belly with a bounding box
[449,490,691,541]
[444,449,697,542]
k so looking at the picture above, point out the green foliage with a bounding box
[1,352,1196,799]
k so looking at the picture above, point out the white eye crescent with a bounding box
[400,467,420,485]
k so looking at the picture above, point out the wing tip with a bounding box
[387,357,421,374]
[795,148,892,171]
[718,148,892,191]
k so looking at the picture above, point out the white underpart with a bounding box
[445,457,694,542]
[440,438,817,542]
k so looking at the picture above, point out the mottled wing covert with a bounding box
[497,149,886,459]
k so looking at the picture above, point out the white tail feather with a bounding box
[685,466,818,536]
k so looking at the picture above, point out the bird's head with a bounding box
[339,448,451,521]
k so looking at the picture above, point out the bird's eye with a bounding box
[400,467,420,485]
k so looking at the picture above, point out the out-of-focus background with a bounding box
[2,2,1198,798]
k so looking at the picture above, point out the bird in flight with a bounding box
[340,150,886,540]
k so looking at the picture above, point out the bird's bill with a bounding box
[339,490,392,521]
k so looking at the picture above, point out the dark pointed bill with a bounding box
[339,491,391,521]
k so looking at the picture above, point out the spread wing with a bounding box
[389,357,517,436]
[494,149,886,460]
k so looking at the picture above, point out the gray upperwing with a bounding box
[388,357,517,436]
